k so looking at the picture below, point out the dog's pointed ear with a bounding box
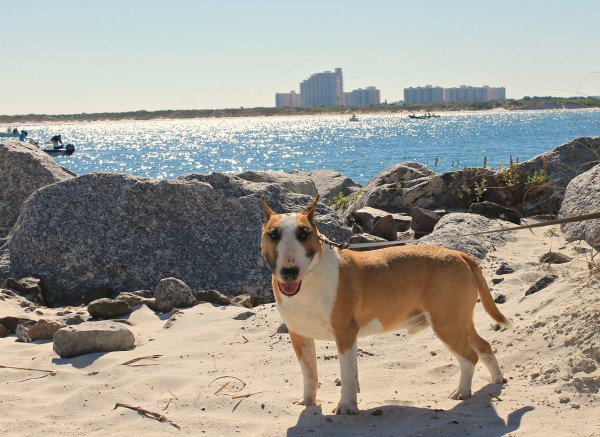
[260,196,275,223]
[302,195,320,221]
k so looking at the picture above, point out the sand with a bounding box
[1,222,599,436]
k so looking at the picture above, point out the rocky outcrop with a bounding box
[0,141,75,237]
[3,172,352,306]
[559,163,600,249]
[343,137,600,222]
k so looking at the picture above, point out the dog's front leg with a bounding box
[289,331,318,406]
[335,338,360,415]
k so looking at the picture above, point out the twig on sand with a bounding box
[488,392,503,401]
[113,402,181,430]
[120,355,163,366]
[0,364,57,376]
[230,391,268,413]
[208,375,247,392]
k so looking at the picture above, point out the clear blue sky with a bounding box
[2,0,599,115]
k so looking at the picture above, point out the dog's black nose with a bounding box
[281,267,299,282]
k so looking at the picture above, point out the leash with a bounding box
[320,211,600,251]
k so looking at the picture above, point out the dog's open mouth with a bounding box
[278,281,302,297]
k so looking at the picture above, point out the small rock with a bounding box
[154,277,197,312]
[276,322,288,334]
[231,294,253,308]
[539,251,572,264]
[88,298,132,319]
[28,319,66,341]
[371,215,397,241]
[15,319,36,342]
[491,277,504,285]
[195,289,231,306]
[233,311,256,321]
[334,378,341,386]
[495,263,515,275]
[494,294,507,304]
[525,275,558,296]
[410,207,439,236]
[559,396,570,404]
[0,324,9,338]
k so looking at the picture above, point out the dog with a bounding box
[260,196,510,415]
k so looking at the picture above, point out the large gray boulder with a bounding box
[236,170,318,197]
[291,169,362,203]
[418,213,517,262]
[0,140,75,237]
[559,164,600,250]
[3,172,351,306]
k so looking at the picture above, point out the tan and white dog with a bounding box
[260,196,510,415]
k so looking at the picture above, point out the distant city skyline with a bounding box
[1,1,599,115]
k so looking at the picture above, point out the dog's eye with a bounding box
[268,230,280,240]
[297,227,310,241]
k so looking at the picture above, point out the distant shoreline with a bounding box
[1,98,599,123]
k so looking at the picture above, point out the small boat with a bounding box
[42,143,76,156]
[408,113,440,120]
[349,114,359,122]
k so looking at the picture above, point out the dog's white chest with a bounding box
[276,246,339,341]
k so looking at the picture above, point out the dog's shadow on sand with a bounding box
[286,384,534,437]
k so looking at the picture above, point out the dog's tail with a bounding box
[461,253,513,328]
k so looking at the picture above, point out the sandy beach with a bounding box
[1,218,598,437]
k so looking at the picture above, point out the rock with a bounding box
[27,319,65,341]
[486,136,600,215]
[0,323,9,338]
[410,207,439,236]
[559,163,600,250]
[371,215,397,241]
[195,289,231,306]
[492,277,504,285]
[0,140,75,237]
[293,169,361,203]
[494,294,507,304]
[233,311,256,320]
[115,292,149,307]
[3,172,351,305]
[539,251,572,264]
[1,277,46,305]
[468,201,521,225]
[231,294,253,308]
[154,278,197,313]
[418,213,516,263]
[347,233,389,246]
[87,298,132,318]
[15,319,36,342]
[525,275,558,296]
[276,322,288,334]
[59,314,87,326]
[496,263,516,275]
[53,321,135,358]
[236,170,318,196]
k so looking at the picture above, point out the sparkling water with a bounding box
[19,109,600,185]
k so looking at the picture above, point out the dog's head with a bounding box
[260,196,322,298]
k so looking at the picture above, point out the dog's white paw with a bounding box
[449,388,472,400]
[335,400,359,415]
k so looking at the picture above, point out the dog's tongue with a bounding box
[279,281,301,296]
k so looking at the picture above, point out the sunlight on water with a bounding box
[19,110,600,185]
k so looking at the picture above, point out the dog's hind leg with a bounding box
[289,332,318,406]
[468,328,506,384]
[427,314,478,400]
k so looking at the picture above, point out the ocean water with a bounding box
[19,109,600,185]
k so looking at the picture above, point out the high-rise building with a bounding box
[299,68,344,107]
[275,90,300,108]
[444,85,506,103]
[345,86,381,106]
[403,85,444,104]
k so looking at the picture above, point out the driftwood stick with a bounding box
[113,402,181,430]
[0,364,56,376]
[207,376,247,392]
[120,355,163,366]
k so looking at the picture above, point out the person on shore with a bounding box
[51,135,63,149]
[18,130,28,141]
